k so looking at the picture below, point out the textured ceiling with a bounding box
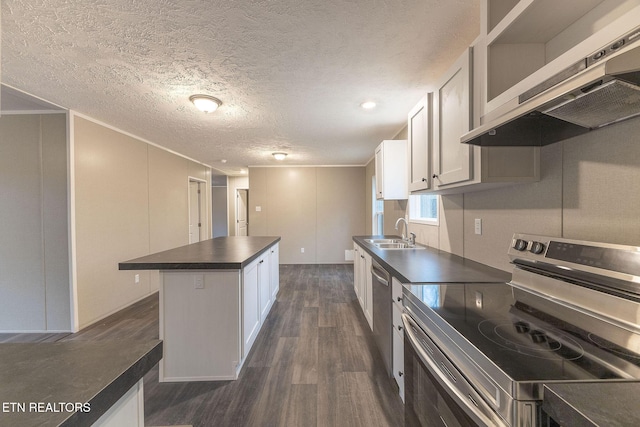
[2,0,480,175]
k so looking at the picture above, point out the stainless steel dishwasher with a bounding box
[371,258,392,377]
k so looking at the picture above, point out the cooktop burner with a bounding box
[477,319,584,361]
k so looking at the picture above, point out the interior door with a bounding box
[189,180,202,243]
[236,189,248,236]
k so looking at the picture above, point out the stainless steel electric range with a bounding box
[402,233,640,427]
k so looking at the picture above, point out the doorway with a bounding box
[189,178,206,243]
[236,189,248,236]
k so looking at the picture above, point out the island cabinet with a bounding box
[269,243,280,300]
[119,236,280,382]
[242,246,275,360]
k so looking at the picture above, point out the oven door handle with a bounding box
[402,313,507,427]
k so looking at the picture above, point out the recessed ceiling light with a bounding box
[360,101,376,110]
[272,152,288,160]
[220,159,227,163]
[189,94,222,113]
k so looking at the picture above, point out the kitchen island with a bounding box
[120,236,280,382]
[0,339,161,427]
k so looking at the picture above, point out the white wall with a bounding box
[462,117,640,272]
[249,166,366,264]
[0,113,71,332]
[72,115,211,329]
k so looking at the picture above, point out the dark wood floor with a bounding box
[2,264,404,426]
[146,264,404,427]
[0,291,159,344]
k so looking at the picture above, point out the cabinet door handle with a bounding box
[259,260,264,264]
[432,174,438,179]
[421,177,427,182]
[397,296,402,302]
[398,371,404,377]
[397,325,403,332]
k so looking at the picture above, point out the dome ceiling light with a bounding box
[189,95,222,113]
[272,152,287,160]
[360,101,376,110]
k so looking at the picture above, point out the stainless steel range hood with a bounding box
[462,32,640,147]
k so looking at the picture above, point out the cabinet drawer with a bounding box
[393,325,405,402]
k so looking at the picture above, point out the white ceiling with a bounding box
[1,0,480,175]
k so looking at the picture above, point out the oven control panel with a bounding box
[510,236,547,256]
[509,233,640,278]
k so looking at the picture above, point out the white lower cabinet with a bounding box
[245,249,275,356]
[362,250,373,331]
[258,254,272,324]
[269,243,280,301]
[159,242,279,382]
[243,258,261,360]
[353,243,362,303]
[353,245,403,400]
[392,278,405,402]
[353,243,373,331]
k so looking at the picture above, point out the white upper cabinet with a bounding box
[409,41,540,195]
[407,94,432,192]
[375,140,408,200]
[433,48,473,187]
[482,0,640,120]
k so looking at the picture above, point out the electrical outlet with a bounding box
[194,275,204,289]
[301,247,305,253]
[475,291,483,309]
[474,218,482,235]
[134,274,140,284]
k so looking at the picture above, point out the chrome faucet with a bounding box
[395,217,416,246]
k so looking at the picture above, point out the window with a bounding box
[409,194,439,225]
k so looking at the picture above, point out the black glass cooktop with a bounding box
[404,282,640,383]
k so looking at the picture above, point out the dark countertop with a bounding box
[353,235,510,283]
[543,382,640,427]
[0,339,162,427]
[119,236,281,270]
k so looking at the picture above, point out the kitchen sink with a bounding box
[364,238,403,244]
[376,243,424,249]
[364,239,424,250]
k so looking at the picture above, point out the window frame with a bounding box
[408,194,439,226]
